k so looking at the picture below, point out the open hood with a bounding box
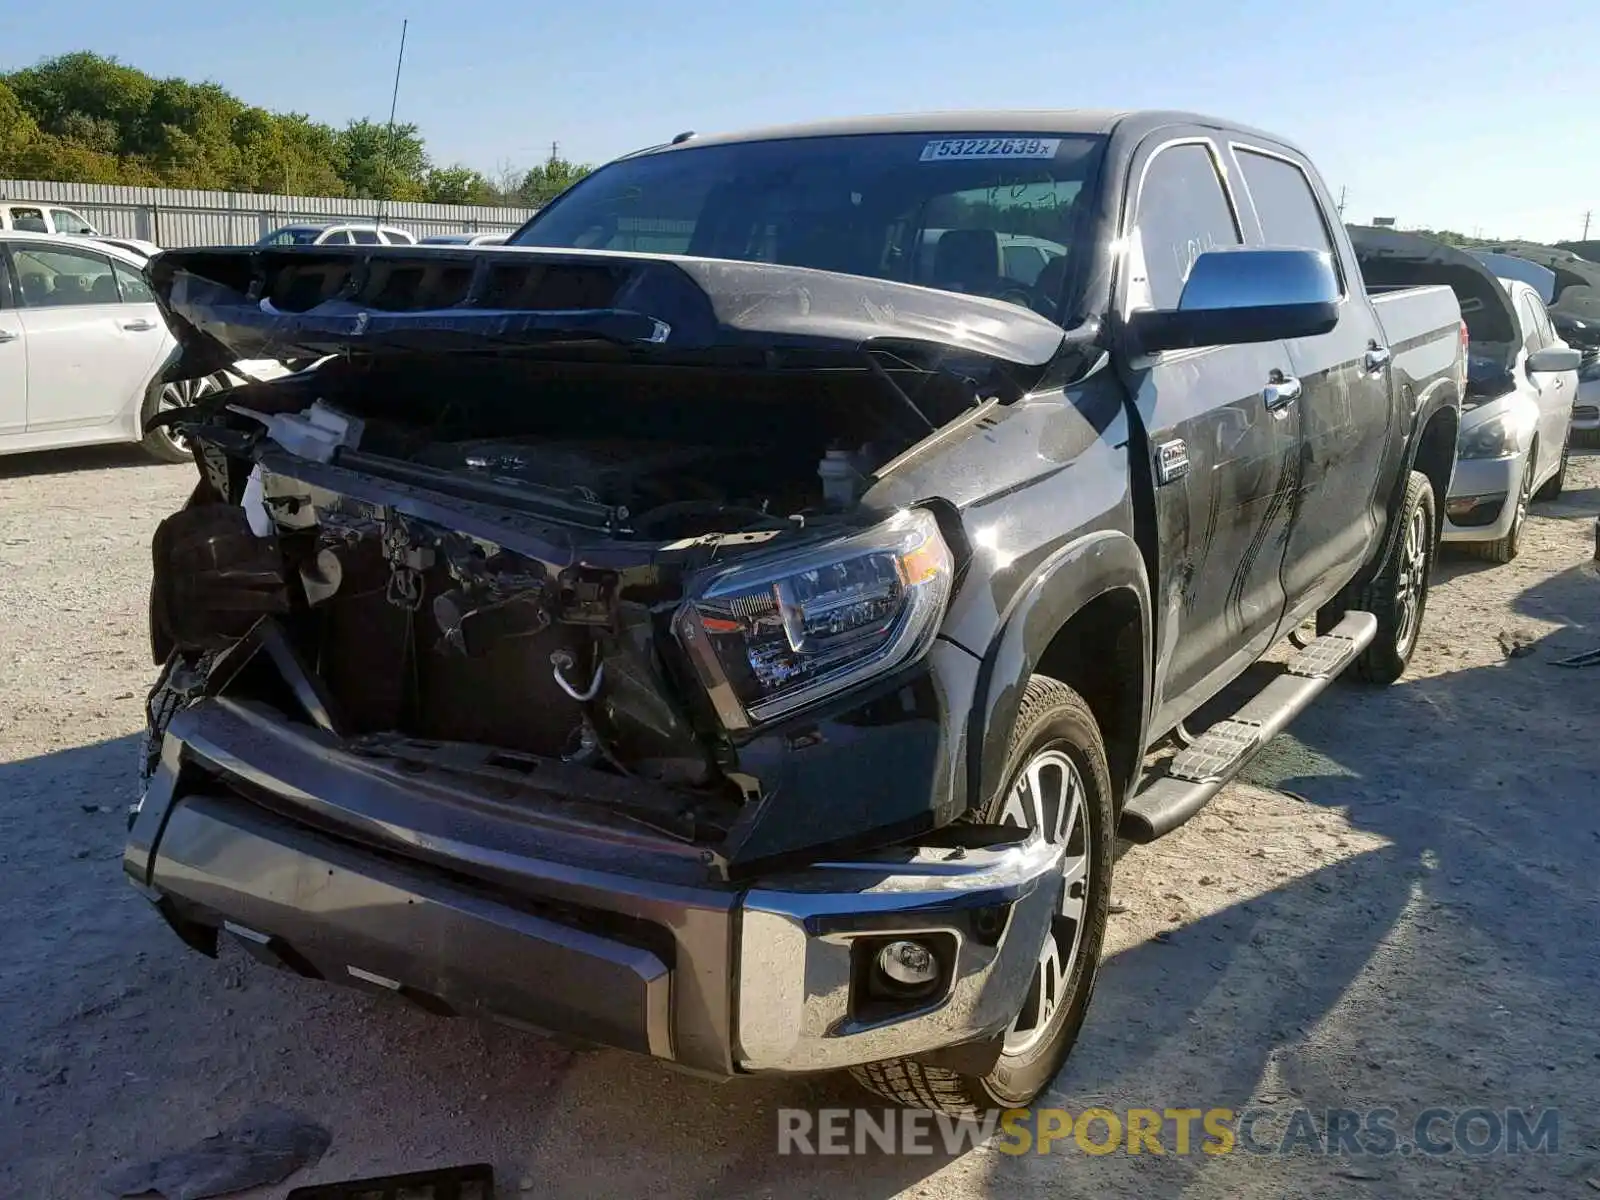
[147,245,1071,382]
[1348,226,1520,386]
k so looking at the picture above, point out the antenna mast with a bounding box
[377,18,410,227]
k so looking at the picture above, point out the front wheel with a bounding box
[1335,470,1437,685]
[1470,448,1532,565]
[849,676,1115,1114]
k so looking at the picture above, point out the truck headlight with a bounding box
[673,508,954,730]
[1458,411,1523,460]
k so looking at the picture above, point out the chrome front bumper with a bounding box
[126,699,1062,1076]
[736,837,1063,1072]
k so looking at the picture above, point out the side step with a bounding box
[1118,611,1377,844]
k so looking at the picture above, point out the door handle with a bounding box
[121,319,156,332]
[1364,343,1392,372]
[0,329,18,343]
[1263,371,1302,410]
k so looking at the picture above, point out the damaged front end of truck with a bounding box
[123,244,1081,1076]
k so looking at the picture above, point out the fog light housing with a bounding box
[878,940,939,988]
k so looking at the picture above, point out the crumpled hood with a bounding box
[146,245,1070,381]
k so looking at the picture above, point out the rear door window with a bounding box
[321,230,353,245]
[7,206,49,233]
[351,229,381,245]
[1133,142,1242,311]
[1236,149,1336,261]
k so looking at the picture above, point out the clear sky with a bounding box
[3,0,1597,242]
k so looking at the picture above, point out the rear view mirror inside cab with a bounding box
[1127,247,1341,354]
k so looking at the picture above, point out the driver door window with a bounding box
[351,229,381,245]
[49,208,96,236]
[1130,143,1242,312]
[1518,295,1545,356]
[322,230,353,245]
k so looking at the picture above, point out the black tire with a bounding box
[1470,449,1532,565]
[1341,470,1437,685]
[1533,435,1568,502]
[140,375,226,465]
[849,676,1115,1114]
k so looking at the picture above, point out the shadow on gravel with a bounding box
[0,444,172,479]
[960,560,1600,1195]
[8,563,1597,1199]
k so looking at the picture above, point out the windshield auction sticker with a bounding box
[919,137,1061,161]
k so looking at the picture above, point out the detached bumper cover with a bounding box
[127,700,1062,1076]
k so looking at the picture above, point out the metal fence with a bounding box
[0,179,536,248]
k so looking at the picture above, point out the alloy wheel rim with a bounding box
[999,746,1090,1056]
[1394,502,1428,652]
[1512,458,1532,537]
[156,375,219,453]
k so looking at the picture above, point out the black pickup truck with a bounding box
[126,110,1465,1114]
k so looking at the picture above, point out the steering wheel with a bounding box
[992,286,1036,309]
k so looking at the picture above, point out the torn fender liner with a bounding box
[146,244,1069,378]
[99,1104,331,1199]
[150,504,290,654]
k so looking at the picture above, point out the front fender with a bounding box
[966,530,1151,816]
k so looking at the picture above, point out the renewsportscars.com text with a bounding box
[777,1106,1559,1157]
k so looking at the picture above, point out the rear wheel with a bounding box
[1533,434,1569,502]
[1324,470,1436,685]
[140,374,225,464]
[849,676,1114,1114]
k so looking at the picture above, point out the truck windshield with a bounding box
[508,132,1105,320]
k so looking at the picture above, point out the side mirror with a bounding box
[1526,345,1582,374]
[1126,248,1341,354]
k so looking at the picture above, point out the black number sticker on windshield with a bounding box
[919,137,1061,162]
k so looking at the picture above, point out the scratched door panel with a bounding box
[1138,337,1300,732]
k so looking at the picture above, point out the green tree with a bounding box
[0,80,42,170]
[0,51,563,208]
[517,152,593,207]
[336,118,429,200]
[5,51,155,153]
[425,164,497,204]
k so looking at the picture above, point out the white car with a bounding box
[94,236,166,260]
[1444,278,1583,561]
[417,232,508,246]
[257,223,418,247]
[0,230,291,464]
[1,201,101,237]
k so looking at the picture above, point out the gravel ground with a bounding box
[2,445,1598,1200]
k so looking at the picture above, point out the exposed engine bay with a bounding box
[146,348,965,850]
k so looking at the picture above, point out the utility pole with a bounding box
[551,141,560,165]
[377,18,410,227]
[1337,186,1347,217]
[1584,210,1592,241]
